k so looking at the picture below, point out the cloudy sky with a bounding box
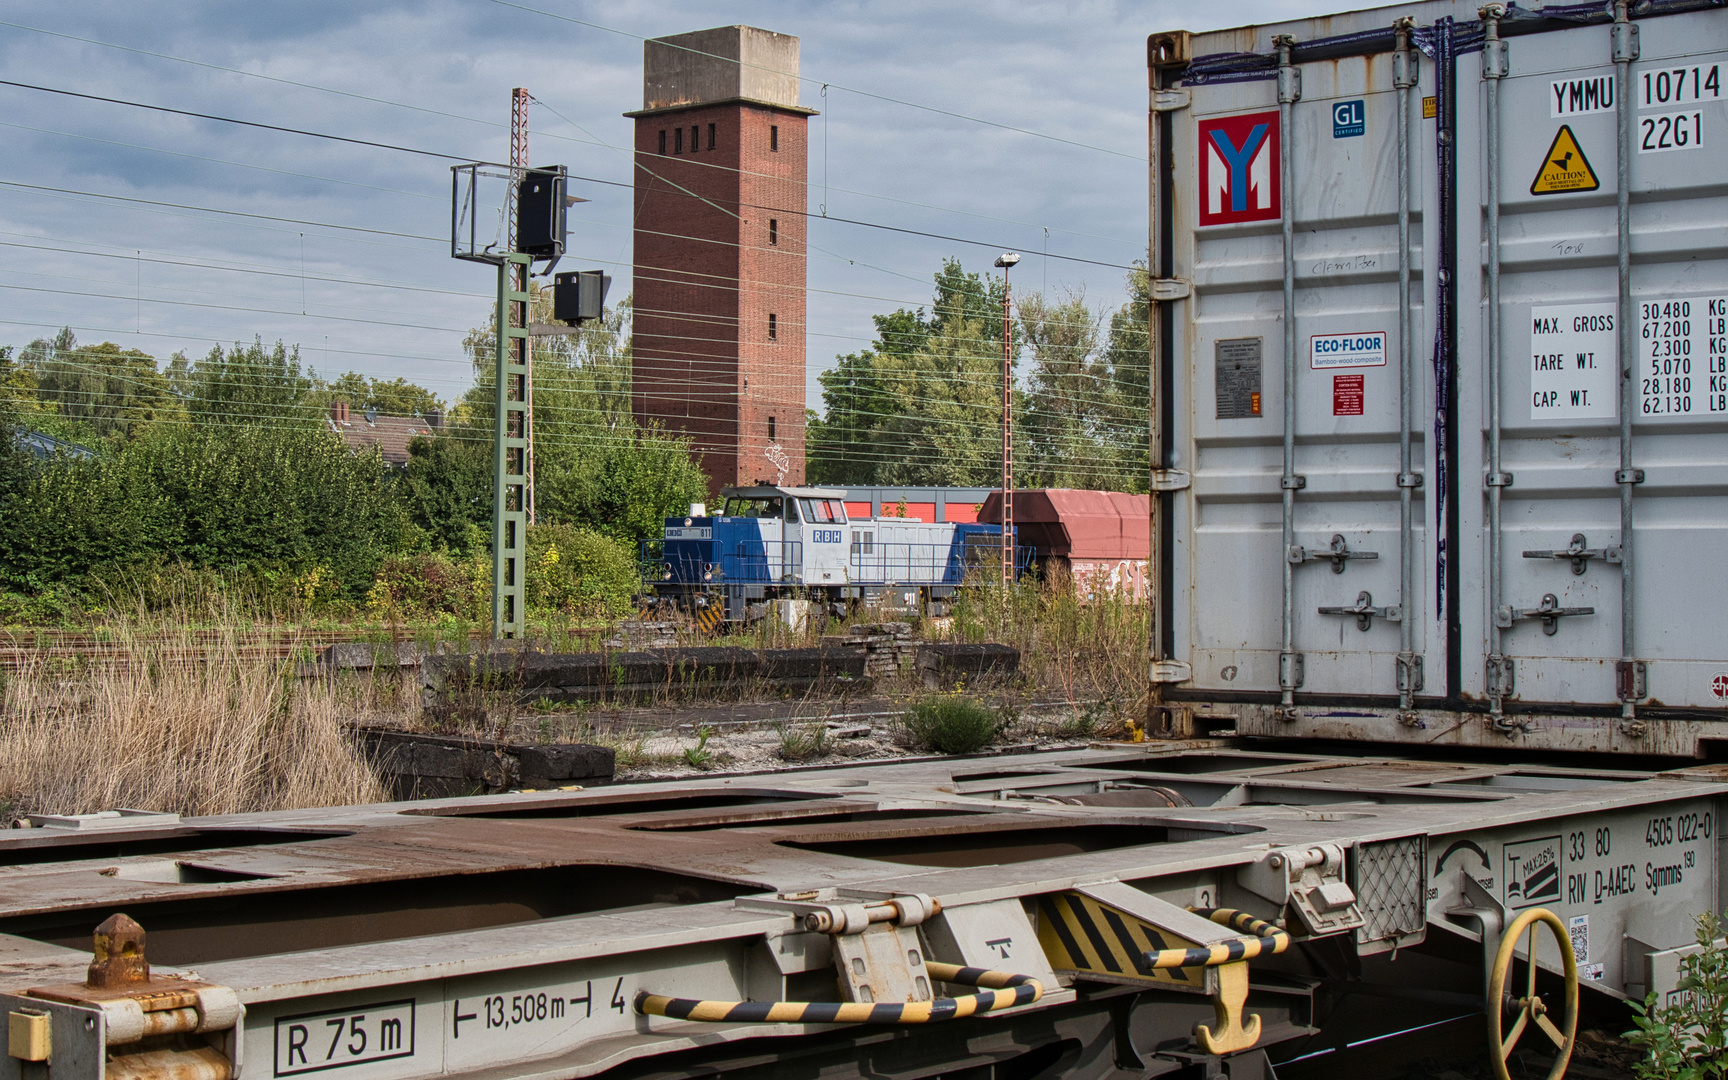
[0,0,1308,411]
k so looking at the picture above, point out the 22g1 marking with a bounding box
[1640,111,1704,154]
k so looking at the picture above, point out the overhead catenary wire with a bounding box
[0,40,1147,461]
[0,38,1137,253]
[12,321,1144,461]
[0,250,1144,390]
[0,196,1142,365]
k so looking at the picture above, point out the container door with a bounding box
[1165,45,1441,704]
[1467,14,1728,710]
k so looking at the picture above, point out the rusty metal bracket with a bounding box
[1150,469,1192,492]
[16,916,243,1080]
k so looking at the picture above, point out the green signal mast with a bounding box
[450,161,609,639]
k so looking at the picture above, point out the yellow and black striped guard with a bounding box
[693,604,723,636]
[635,962,1041,1025]
[1037,896,1289,985]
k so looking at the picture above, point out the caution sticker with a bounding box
[1531,125,1600,195]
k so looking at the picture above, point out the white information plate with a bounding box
[1529,303,1618,420]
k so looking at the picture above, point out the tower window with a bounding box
[690,125,699,151]
[768,416,777,441]
[658,130,666,154]
[769,219,778,246]
[708,123,716,149]
[770,125,779,152]
[768,313,778,340]
[674,127,683,154]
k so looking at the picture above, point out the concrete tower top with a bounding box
[631,26,815,116]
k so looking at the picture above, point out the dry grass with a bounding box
[948,564,1149,705]
[0,628,384,819]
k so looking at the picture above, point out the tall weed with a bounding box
[0,626,384,817]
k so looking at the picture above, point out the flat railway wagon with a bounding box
[2,745,1725,1080]
[1142,0,1728,755]
[648,486,1019,624]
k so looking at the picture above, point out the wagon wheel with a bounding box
[1486,907,1578,1080]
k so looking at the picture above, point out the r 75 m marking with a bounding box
[274,1000,416,1077]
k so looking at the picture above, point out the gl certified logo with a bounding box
[1333,99,1365,138]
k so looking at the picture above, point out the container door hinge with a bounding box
[1152,89,1191,112]
[1150,277,1191,301]
[1612,20,1640,63]
[1278,651,1305,690]
[1396,652,1424,693]
[1498,594,1594,635]
[1616,660,1648,702]
[1319,590,1399,631]
[1150,659,1192,684]
[1521,532,1621,575]
[1290,533,1378,574]
[1482,39,1509,79]
[1150,469,1191,492]
[1486,655,1515,697]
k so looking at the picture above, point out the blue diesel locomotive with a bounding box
[647,485,1020,622]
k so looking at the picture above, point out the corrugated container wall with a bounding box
[1146,0,1728,754]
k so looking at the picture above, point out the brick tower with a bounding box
[626,26,813,496]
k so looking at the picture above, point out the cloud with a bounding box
[0,0,1294,408]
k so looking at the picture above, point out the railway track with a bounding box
[0,628,425,675]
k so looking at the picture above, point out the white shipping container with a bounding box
[1145,0,1728,753]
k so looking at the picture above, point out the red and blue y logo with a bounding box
[1198,111,1281,226]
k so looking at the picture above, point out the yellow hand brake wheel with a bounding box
[1486,907,1578,1080]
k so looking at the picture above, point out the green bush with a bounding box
[1627,911,1728,1078]
[0,421,406,600]
[366,553,487,621]
[899,694,1006,754]
[525,523,639,618]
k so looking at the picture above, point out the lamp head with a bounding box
[994,252,1021,268]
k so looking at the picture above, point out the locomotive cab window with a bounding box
[723,497,782,519]
[800,499,847,524]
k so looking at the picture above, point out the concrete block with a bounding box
[916,643,1020,688]
[517,744,615,788]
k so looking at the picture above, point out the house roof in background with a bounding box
[329,414,438,466]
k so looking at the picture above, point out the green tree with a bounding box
[397,433,491,554]
[0,349,31,534]
[189,337,317,426]
[22,329,176,441]
[807,259,1010,485]
[873,306,1017,487]
[328,372,444,416]
[452,291,706,544]
[1017,285,1146,492]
